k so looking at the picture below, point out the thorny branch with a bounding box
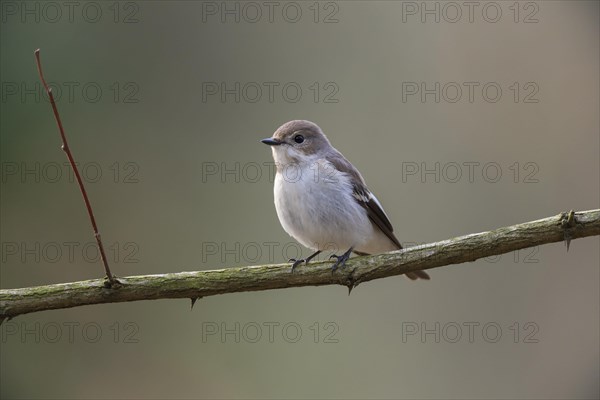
[1,209,598,322]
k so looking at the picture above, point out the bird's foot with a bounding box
[329,247,354,272]
[289,250,322,273]
[289,258,307,273]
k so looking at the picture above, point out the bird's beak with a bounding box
[261,138,282,146]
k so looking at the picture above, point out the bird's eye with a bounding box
[294,135,304,144]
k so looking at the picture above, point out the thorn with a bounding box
[561,210,576,252]
[347,284,354,296]
[347,267,359,295]
[190,297,200,310]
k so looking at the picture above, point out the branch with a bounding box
[34,49,116,285]
[1,209,598,321]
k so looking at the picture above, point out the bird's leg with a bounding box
[329,247,354,272]
[289,250,322,273]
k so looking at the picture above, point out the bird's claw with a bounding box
[288,250,322,273]
[289,258,306,273]
[329,253,350,272]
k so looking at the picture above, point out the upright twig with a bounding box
[34,49,117,286]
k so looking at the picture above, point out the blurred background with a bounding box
[1,1,598,399]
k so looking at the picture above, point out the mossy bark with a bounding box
[1,210,598,321]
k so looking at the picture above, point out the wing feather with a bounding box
[326,150,431,280]
[325,150,402,249]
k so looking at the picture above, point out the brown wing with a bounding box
[351,186,403,249]
[326,150,430,280]
[325,149,401,248]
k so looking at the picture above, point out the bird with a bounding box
[261,120,430,280]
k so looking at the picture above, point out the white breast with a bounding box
[273,159,374,254]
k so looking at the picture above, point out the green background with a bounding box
[1,1,598,399]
